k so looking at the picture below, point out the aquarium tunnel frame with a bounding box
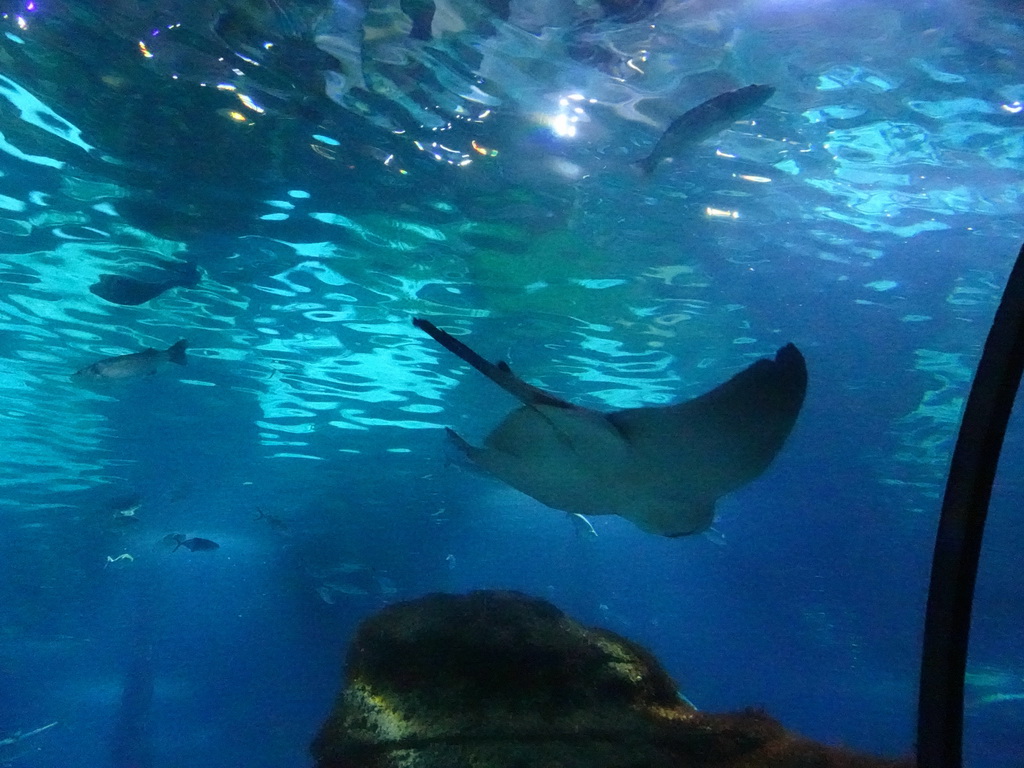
[917,240,1024,768]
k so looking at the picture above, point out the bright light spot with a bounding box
[548,158,583,180]
[1002,101,1022,114]
[715,149,736,158]
[138,41,153,58]
[216,83,237,91]
[16,15,27,30]
[705,207,739,219]
[737,174,772,183]
[471,140,488,155]
[547,93,590,139]
[238,93,264,113]
[225,110,247,122]
[551,113,577,138]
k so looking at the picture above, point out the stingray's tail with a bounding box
[413,318,573,409]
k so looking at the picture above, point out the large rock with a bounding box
[312,590,912,768]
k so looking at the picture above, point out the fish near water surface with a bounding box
[90,261,201,306]
[414,318,807,538]
[634,84,776,175]
[73,340,188,381]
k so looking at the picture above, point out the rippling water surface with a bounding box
[0,1,1021,766]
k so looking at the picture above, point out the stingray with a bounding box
[414,318,807,538]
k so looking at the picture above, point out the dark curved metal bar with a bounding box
[917,241,1024,767]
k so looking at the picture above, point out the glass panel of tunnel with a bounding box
[0,1,1019,767]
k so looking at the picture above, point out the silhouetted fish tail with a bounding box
[177,260,201,288]
[166,340,188,366]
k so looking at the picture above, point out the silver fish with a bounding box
[635,84,776,175]
[73,340,187,381]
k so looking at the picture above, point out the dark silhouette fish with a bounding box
[255,508,288,530]
[90,261,200,306]
[167,534,219,552]
[414,318,806,538]
[73,340,187,381]
[634,84,776,175]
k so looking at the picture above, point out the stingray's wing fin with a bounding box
[414,318,575,409]
[608,343,807,488]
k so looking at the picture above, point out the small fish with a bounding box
[316,585,339,605]
[107,503,141,526]
[167,533,219,552]
[104,553,134,568]
[634,84,776,175]
[90,261,200,306]
[73,340,187,381]
[115,504,141,518]
[324,582,371,597]
[0,721,58,747]
[254,508,288,530]
[703,526,727,546]
[569,512,598,540]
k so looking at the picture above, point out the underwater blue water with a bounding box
[0,0,1021,766]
